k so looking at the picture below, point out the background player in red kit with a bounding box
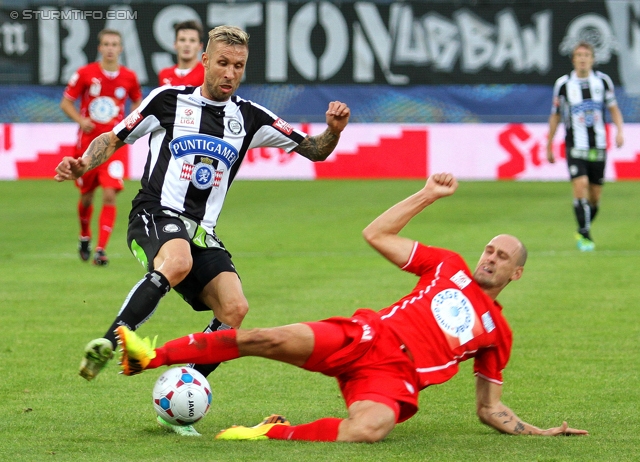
[117,172,588,442]
[157,21,205,87]
[60,29,142,266]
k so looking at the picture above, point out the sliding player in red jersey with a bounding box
[117,172,588,442]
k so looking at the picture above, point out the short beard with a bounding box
[203,84,229,102]
[473,273,494,290]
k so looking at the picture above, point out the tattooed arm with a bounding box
[54,131,125,182]
[475,376,588,436]
[294,100,350,162]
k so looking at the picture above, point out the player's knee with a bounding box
[219,297,249,328]
[161,255,193,284]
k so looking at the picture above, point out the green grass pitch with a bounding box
[1,178,638,461]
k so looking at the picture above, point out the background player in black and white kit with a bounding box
[55,24,350,433]
[546,41,624,252]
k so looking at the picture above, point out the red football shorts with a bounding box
[302,309,420,423]
[74,150,125,194]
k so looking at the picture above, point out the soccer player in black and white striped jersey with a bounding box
[546,41,624,251]
[55,24,350,433]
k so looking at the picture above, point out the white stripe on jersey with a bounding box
[165,93,210,215]
[148,126,166,180]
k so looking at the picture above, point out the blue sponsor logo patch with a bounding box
[191,163,215,190]
[169,134,238,169]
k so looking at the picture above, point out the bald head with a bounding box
[492,234,527,266]
[473,234,526,300]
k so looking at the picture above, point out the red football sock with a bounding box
[97,205,116,249]
[148,330,239,369]
[78,201,93,238]
[266,418,342,442]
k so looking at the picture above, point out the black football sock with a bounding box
[573,198,592,240]
[189,318,232,378]
[589,202,599,222]
[103,270,171,348]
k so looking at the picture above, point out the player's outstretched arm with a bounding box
[363,173,458,267]
[294,101,350,161]
[475,377,588,436]
[54,131,125,182]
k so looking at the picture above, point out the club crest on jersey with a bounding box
[191,162,215,189]
[114,86,126,100]
[431,289,476,345]
[190,162,224,190]
[169,134,238,168]
[227,119,242,135]
[272,118,293,135]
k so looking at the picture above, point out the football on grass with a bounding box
[152,367,212,425]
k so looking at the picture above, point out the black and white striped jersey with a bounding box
[551,70,617,152]
[114,86,307,232]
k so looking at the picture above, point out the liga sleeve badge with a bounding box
[272,118,294,135]
[124,110,143,130]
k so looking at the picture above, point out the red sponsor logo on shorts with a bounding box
[124,110,143,130]
[272,118,293,135]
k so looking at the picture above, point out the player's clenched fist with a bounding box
[325,101,350,134]
[54,156,88,182]
[426,172,458,198]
